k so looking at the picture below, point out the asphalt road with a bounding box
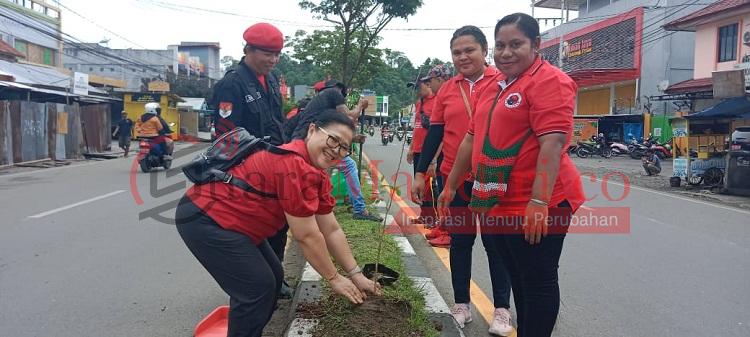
[362,137,750,337]
[0,142,223,337]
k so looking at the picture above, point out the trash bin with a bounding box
[330,168,348,205]
[724,150,750,196]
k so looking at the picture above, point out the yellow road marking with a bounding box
[363,153,516,336]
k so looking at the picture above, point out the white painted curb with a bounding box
[286,318,318,337]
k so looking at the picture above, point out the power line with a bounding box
[57,0,222,74]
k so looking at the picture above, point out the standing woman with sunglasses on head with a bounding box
[412,25,513,336]
[175,110,381,337]
[441,13,585,337]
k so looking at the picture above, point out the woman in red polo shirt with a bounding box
[175,110,380,337]
[411,26,512,335]
[441,13,585,337]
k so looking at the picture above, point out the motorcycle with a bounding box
[396,129,404,141]
[137,136,172,172]
[381,129,391,146]
[576,136,612,158]
[609,141,630,156]
[650,139,673,159]
[367,125,375,136]
[406,130,413,145]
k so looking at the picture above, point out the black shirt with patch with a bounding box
[209,57,286,145]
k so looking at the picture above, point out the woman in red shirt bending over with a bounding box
[175,110,381,337]
[440,13,585,337]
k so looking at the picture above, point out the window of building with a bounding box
[47,8,59,19]
[24,0,32,10]
[718,23,738,63]
[100,67,104,72]
[89,67,93,71]
[110,68,115,72]
[42,47,55,66]
[32,2,45,13]
[14,40,28,58]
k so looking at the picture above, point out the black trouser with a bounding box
[487,201,572,337]
[447,181,511,309]
[175,197,283,337]
[267,225,289,262]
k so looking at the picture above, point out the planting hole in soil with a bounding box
[298,297,425,337]
[363,263,400,286]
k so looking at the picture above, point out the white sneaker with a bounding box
[450,303,472,328]
[488,307,513,336]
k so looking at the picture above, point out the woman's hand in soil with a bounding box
[351,273,382,296]
[330,274,365,304]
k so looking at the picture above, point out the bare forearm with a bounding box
[297,232,338,280]
[532,139,564,202]
[446,136,473,192]
[323,228,358,272]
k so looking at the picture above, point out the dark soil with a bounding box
[299,297,424,337]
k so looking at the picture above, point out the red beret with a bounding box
[313,80,326,92]
[243,23,283,52]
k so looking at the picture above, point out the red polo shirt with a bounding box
[186,139,336,244]
[430,66,500,177]
[468,57,584,214]
[412,94,436,153]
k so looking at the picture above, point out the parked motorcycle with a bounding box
[137,137,172,172]
[609,141,630,156]
[576,141,612,158]
[650,139,673,159]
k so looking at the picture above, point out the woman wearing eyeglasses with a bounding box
[175,109,381,337]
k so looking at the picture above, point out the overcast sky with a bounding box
[56,0,574,65]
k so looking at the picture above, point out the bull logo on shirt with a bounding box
[505,93,522,109]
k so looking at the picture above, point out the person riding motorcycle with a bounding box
[135,102,173,159]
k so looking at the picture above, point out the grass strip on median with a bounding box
[296,192,439,336]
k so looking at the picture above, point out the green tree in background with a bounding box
[298,0,423,87]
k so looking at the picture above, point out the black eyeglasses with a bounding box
[317,126,352,157]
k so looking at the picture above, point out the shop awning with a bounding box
[567,68,640,88]
[686,96,750,119]
[665,77,712,94]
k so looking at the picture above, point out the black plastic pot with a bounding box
[669,176,681,187]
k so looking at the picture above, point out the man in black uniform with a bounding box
[211,22,286,145]
[209,22,293,297]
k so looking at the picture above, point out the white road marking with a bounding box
[28,190,126,219]
[588,177,750,216]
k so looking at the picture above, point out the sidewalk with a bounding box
[572,156,750,210]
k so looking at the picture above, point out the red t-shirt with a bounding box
[186,139,336,244]
[257,74,268,92]
[468,57,584,214]
[430,66,500,177]
[412,94,436,154]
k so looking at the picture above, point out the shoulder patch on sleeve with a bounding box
[219,102,233,118]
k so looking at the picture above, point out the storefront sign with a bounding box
[673,158,688,178]
[131,94,161,103]
[540,13,639,73]
[563,38,593,59]
[147,80,170,92]
[71,72,88,96]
